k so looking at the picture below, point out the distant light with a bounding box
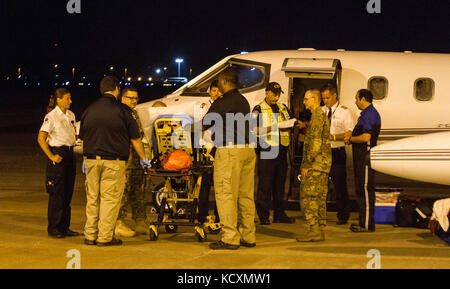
[65,81,70,86]
[37,82,40,86]
[6,77,10,81]
[137,77,142,81]
[163,83,172,87]
[156,69,161,74]
[110,66,114,70]
[240,51,249,54]
[78,83,84,86]
[174,83,177,86]
[55,83,58,86]
[145,83,150,87]
[83,76,86,80]
[127,77,132,81]
[55,74,59,78]
[54,64,58,69]
[24,82,28,86]
[87,83,91,86]
[175,58,184,63]
[250,67,256,71]
[148,77,152,81]
[18,75,22,79]
[151,83,154,86]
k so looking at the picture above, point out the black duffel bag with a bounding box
[395,196,433,228]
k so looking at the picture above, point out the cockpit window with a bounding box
[181,58,270,96]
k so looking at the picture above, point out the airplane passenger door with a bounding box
[282,58,342,201]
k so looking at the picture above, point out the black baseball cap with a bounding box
[266,82,284,95]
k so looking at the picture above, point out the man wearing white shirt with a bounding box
[321,83,355,225]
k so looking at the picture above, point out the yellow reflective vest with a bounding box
[259,101,290,147]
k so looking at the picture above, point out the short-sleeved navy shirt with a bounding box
[352,104,381,149]
[79,93,140,160]
[203,88,251,147]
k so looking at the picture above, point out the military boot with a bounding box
[320,225,326,241]
[135,218,148,235]
[115,219,136,237]
[296,224,324,242]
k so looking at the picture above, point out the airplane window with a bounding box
[368,77,388,100]
[415,78,434,101]
[181,59,269,96]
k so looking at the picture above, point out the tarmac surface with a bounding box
[0,132,449,269]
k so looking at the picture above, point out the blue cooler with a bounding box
[374,189,401,225]
[374,204,396,225]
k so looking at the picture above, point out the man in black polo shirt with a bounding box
[202,67,257,250]
[79,76,151,246]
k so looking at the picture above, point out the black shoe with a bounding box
[84,239,97,245]
[260,219,270,225]
[240,240,256,248]
[63,229,80,237]
[209,240,239,250]
[350,224,374,233]
[48,231,65,239]
[97,238,123,247]
[336,220,348,225]
[273,215,296,224]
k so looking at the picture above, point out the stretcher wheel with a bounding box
[165,224,178,233]
[152,182,178,213]
[194,226,207,242]
[149,225,159,241]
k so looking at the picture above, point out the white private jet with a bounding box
[136,49,450,190]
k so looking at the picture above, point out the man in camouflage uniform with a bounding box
[297,89,332,242]
[115,86,148,237]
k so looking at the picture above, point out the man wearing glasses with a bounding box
[296,89,331,242]
[115,86,148,237]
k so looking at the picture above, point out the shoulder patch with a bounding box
[341,105,348,109]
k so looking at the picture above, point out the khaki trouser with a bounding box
[84,159,126,243]
[214,147,256,245]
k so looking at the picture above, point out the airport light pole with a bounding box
[175,58,184,78]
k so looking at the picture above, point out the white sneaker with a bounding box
[115,220,136,237]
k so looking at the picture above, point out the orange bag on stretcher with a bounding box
[161,150,193,171]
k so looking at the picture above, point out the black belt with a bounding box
[50,145,74,151]
[332,147,345,151]
[85,155,127,161]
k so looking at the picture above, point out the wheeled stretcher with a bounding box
[145,114,219,242]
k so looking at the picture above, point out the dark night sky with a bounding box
[1,0,449,78]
